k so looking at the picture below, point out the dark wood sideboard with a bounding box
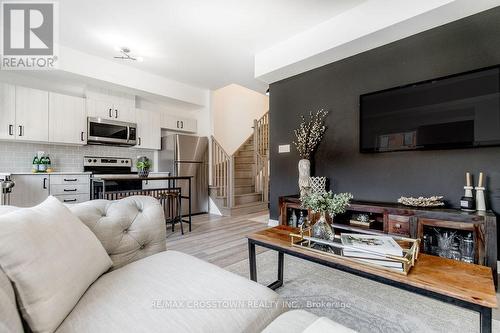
[279,195,498,286]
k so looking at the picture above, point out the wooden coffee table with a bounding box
[247,226,497,333]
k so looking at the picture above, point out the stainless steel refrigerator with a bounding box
[158,134,209,215]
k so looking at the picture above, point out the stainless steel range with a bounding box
[85,157,142,199]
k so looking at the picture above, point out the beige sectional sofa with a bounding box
[0,196,354,333]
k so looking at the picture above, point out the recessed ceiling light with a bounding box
[114,47,143,62]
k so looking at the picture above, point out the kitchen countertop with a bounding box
[0,171,170,177]
[0,172,92,177]
[92,174,190,181]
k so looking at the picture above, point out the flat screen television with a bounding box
[360,65,500,153]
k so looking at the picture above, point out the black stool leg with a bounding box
[171,195,174,232]
[178,194,184,235]
[160,197,168,230]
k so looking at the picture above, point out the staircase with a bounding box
[210,112,269,216]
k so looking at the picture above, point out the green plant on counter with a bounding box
[136,159,152,171]
[301,191,353,216]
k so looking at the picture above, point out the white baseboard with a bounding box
[268,219,279,227]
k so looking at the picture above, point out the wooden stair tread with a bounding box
[232,201,268,208]
[233,192,261,197]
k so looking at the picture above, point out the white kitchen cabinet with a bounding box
[113,101,136,123]
[0,83,16,140]
[10,174,49,207]
[49,174,90,204]
[135,108,161,150]
[49,92,87,145]
[87,98,136,123]
[54,194,90,204]
[161,114,197,133]
[15,86,49,142]
[86,98,113,119]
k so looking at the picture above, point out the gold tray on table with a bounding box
[289,227,420,275]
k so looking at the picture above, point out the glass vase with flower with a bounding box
[301,191,353,242]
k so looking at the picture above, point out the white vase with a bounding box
[298,159,311,198]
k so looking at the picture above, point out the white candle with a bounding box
[478,172,484,188]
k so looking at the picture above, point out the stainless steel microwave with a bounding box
[87,117,137,146]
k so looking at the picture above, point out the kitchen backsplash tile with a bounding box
[0,142,154,173]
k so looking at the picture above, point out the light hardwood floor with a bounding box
[166,211,270,268]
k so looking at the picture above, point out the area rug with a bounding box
[225,251,499,333]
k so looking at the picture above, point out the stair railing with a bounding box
[253,111,269,157]
[254,152,269,203]
[253,111,270,202]
[211,136,234,208]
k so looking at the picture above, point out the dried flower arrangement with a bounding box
[292,109,329,159]
[397,196,445,207]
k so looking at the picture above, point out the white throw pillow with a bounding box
[0,196,112,333]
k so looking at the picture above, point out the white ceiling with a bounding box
[255,0,500,83]
[59,0,365,93]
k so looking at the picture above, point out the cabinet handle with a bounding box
[64,199,77,203]
[181,121,184,129]
[138,137,141,146]
[64,189,77,192]
[109,108,113,117]
[64,178,78,182]
[176,121,179,128]
[43,178,48,189]
[81,131,85,142]
[18,125,22,137]
[8,124,13,136]
[115,109,118,118]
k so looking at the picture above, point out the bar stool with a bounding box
[157,190,183,235]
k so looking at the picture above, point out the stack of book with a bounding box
[340,233,404,271]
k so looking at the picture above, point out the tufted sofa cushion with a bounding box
[68,196,167,270]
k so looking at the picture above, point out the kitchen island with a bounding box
[91,175,193,232]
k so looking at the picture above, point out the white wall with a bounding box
[211,84,268,155]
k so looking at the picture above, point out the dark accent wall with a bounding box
[269,7,500,221]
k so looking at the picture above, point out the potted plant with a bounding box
[136,156,152,178]
[292,109,329,198]
[302,191,353,241]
